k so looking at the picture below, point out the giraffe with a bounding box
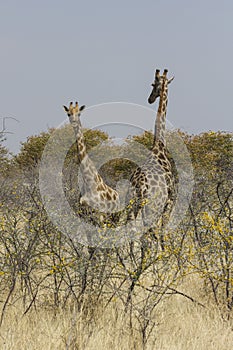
[63,102,120,216]
[127,69,176,242]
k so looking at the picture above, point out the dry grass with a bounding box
[0,277,233,350]
[155,296,233,350]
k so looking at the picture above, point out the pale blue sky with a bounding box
[0,0,232,153]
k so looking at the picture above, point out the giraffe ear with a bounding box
[168,76,175,84]
[63,105,69,112]
[79,105,85,111]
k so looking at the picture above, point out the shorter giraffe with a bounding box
[63,102,120,214]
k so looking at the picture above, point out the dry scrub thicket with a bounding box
[0,129,233,349]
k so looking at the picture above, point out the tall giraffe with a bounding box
[63,102,120,215]
[128,69,176,236]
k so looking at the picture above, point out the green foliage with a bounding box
[83,128,108,150]
[0,126,10,175]
[130,130,154,149]
[0,144,10,174]
[15,127,109,169]
[183,131,233,181]
[15,129,53,168]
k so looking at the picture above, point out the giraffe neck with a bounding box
[71,117,103,191]
[153,81,168,147]
[69,113,121,213]
[71,117,87,164]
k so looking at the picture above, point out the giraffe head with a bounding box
[63,102,85,124]
[148,69,174,104]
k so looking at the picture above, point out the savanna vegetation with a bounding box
[0,125,233,349]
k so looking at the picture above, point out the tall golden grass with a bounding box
[0,276,232,350]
